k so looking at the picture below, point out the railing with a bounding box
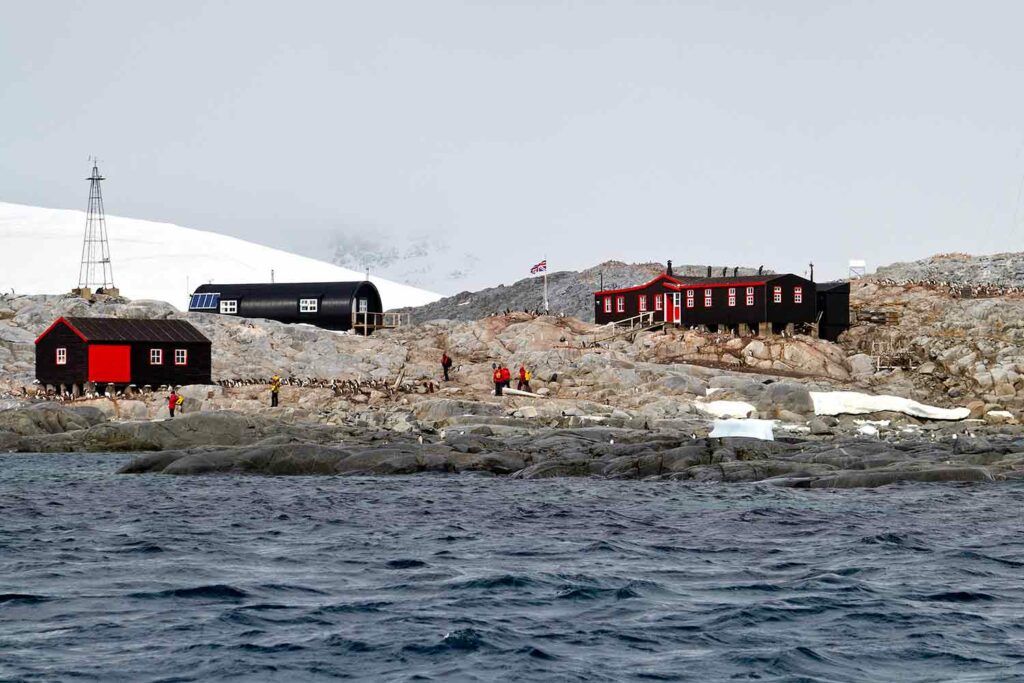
[586,311,663,345]
[613,311,659,330]
[352,311,411,335]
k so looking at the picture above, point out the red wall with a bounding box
[88,345,131,383]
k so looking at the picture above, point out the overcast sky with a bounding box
[2,1,1023,293]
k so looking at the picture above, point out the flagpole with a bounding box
[543,255,549,314]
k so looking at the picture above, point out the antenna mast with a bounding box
[76,158,117,296]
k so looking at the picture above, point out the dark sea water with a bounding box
[1,454,1023,682]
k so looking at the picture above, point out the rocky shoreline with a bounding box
[3,403,1023,487]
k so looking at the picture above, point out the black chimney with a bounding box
[733,267,738,277]
[666,260,673,277]
[722,267,727,277]
[758,265,763,275]
[707,265,712,277]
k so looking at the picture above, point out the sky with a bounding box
[2,0,1023,294]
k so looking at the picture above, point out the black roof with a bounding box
[64,317,210,343]
[193,281,377,298]
[816,280,850,292]
[676,274,808,286]
[676,276,770,286]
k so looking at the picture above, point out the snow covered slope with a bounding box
[0,202,441,311]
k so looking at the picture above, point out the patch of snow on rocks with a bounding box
[811,391,970,421]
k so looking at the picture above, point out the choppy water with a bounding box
[1,454,1023,681]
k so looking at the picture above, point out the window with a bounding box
[299,298,318,313]
[654,295,663,311]
[219,300,238,314]
[358,298,368,313]
[174,349,188,366]
[638,295,647,312]
[150,349,163,365]
[794,286,803,304]
[746,287,755,306]
[56,348,67,365]
[603,297,612,313]
[773,286,782,304]
[728,287,736,307]
[616,296,625,313]
[686,289,694,308]
[704,288,713,307]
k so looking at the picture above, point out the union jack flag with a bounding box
[530,259,547,274]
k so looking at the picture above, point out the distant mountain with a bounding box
[392,261,771,323]
[328,230,484,292]
[0,202,441,311]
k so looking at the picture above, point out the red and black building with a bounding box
[35,317,212,389]
[594,267,846,338]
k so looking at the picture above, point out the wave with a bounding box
[131,585,250,600]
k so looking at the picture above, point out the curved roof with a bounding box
[193,281,379,298]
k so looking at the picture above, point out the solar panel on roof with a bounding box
[189,293,221,310]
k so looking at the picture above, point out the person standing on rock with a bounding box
[492,363,504,396]
[270,374,282,407]
[500,365,512,390]
[518,365,532,393]
[441,352,453,381]
[168,389,179,418]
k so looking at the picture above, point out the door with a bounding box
[672,292,682,324]
[88,345,131,383]
[663,293,673,323]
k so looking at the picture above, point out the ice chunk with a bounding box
[695,400,756,419]
[709,419,775,441]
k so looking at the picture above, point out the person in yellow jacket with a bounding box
[517,365,533,393]
[270,374,282,407]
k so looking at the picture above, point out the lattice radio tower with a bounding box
[76,158,117,295]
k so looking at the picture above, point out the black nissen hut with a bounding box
[188,281,383,333]
[35,317,212,388]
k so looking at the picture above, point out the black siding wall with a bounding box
[677,284,767,327]
[594,283,672,325]
[35,323,88,386]
[764,275,817,326]
[127,342,212,386]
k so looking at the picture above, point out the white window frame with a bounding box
[704,288,713,307]
[773,286,782,304]
[638,295,647,312]
[56,348,67,365]
[219,300,238,314]
[616,296,626,313]
[150,348,163,365]
[358,298,368,313]
[299,298,319,313]
[794,286,803,304]
[746,287,755,306]
[686,289,694,309]
[728,287,736,307]
[654,294,663,311]
[174,349,188,366]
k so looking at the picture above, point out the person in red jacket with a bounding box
[168,390,179,418]
[517,365,530,392]
[500,365,512,389]
[492,363,504,396]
